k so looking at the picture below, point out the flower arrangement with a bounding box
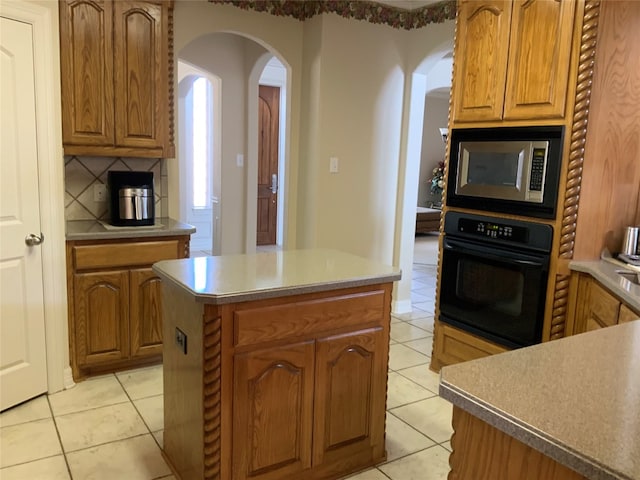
[430,161,445,196]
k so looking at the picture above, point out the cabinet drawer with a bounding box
[589,282,620,328]
[234,290,386,347]
[73,241,179,270]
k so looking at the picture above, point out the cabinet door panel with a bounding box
[74,271,129,366]
[452,0,512,122]
[233,341,314,480]
[503,0,576,119]
[619,304,640,324]
[313,328,386,466]
[113,1,166,149]
[59,0,114,145]
[585,281,620,330]
[130,268,163,358]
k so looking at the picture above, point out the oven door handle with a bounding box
[444,237,547,268]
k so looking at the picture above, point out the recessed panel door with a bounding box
[0,16,48,411]
[257,85,280,246]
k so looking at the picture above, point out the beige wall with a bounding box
[172,2,304,253]
[179,33,263,253]
[172,1,455,277]
[298,14,406,263]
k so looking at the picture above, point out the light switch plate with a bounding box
[330,157,339,173]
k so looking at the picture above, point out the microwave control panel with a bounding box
[528,148,547,192]
[458,218,529,243]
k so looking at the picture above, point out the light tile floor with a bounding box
[0,264,451,480]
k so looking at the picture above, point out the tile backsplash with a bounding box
[64,156,168,221]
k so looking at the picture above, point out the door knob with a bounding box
[270,173,278,194]
[25,232,44,246]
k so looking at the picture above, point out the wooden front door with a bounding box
[257,85,280,246]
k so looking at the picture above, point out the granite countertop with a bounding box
[440,321,640,480]
[570,259,640,312]
[152,248,402,304]
[66,217,196,241]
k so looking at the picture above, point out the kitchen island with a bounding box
[152,249,401,480]
[440,320,640,480]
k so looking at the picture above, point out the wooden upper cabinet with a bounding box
[113,1,167,150]
[59,0,174,158]
[503,0,576,120]
[453,0,512,123]
[59,0,114,146]
[452,0,577,124]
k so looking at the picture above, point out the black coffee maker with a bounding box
[107,171,155,226]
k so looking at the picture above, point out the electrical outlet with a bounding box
[236,154,244,167]
[175,327,187,355]
[93,184,107,202]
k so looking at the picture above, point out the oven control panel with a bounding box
[458,218,529,243]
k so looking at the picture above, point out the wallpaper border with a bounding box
[207,0,457,30]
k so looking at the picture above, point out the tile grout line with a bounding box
[46,392,75,480]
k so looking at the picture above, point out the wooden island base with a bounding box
[160,278,393,480]
[449,407,587,480]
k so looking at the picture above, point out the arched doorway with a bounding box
[176,33,291,255]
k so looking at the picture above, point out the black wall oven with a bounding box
[439,212,553,349]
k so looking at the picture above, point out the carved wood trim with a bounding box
[431,0,458,368]
[202,315,222,480]
[550,274,571,340]
[550,0,600,341]
[167,3,175,149]
[559,0,601,260]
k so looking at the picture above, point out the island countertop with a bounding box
[440,321,640,480]
[152,248,402,305]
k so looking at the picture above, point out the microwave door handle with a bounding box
[444,238,544,267]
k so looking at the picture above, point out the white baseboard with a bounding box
[63,366,76,390]
[392,299,413,315]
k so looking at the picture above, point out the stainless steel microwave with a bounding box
[446,126,564,219]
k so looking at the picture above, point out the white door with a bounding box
[0,15,48,411]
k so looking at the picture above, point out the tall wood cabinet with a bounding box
[59,0,175,158]
[452,0,577,123]
[66,236,189,380]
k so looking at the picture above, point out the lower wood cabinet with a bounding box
[73,270,130,367]
[570,272,640,335]
[233,340,315,480]
[231,326,387,480]
[430,322,508,372]
[161,282,392,480]
[67,236,189,379]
